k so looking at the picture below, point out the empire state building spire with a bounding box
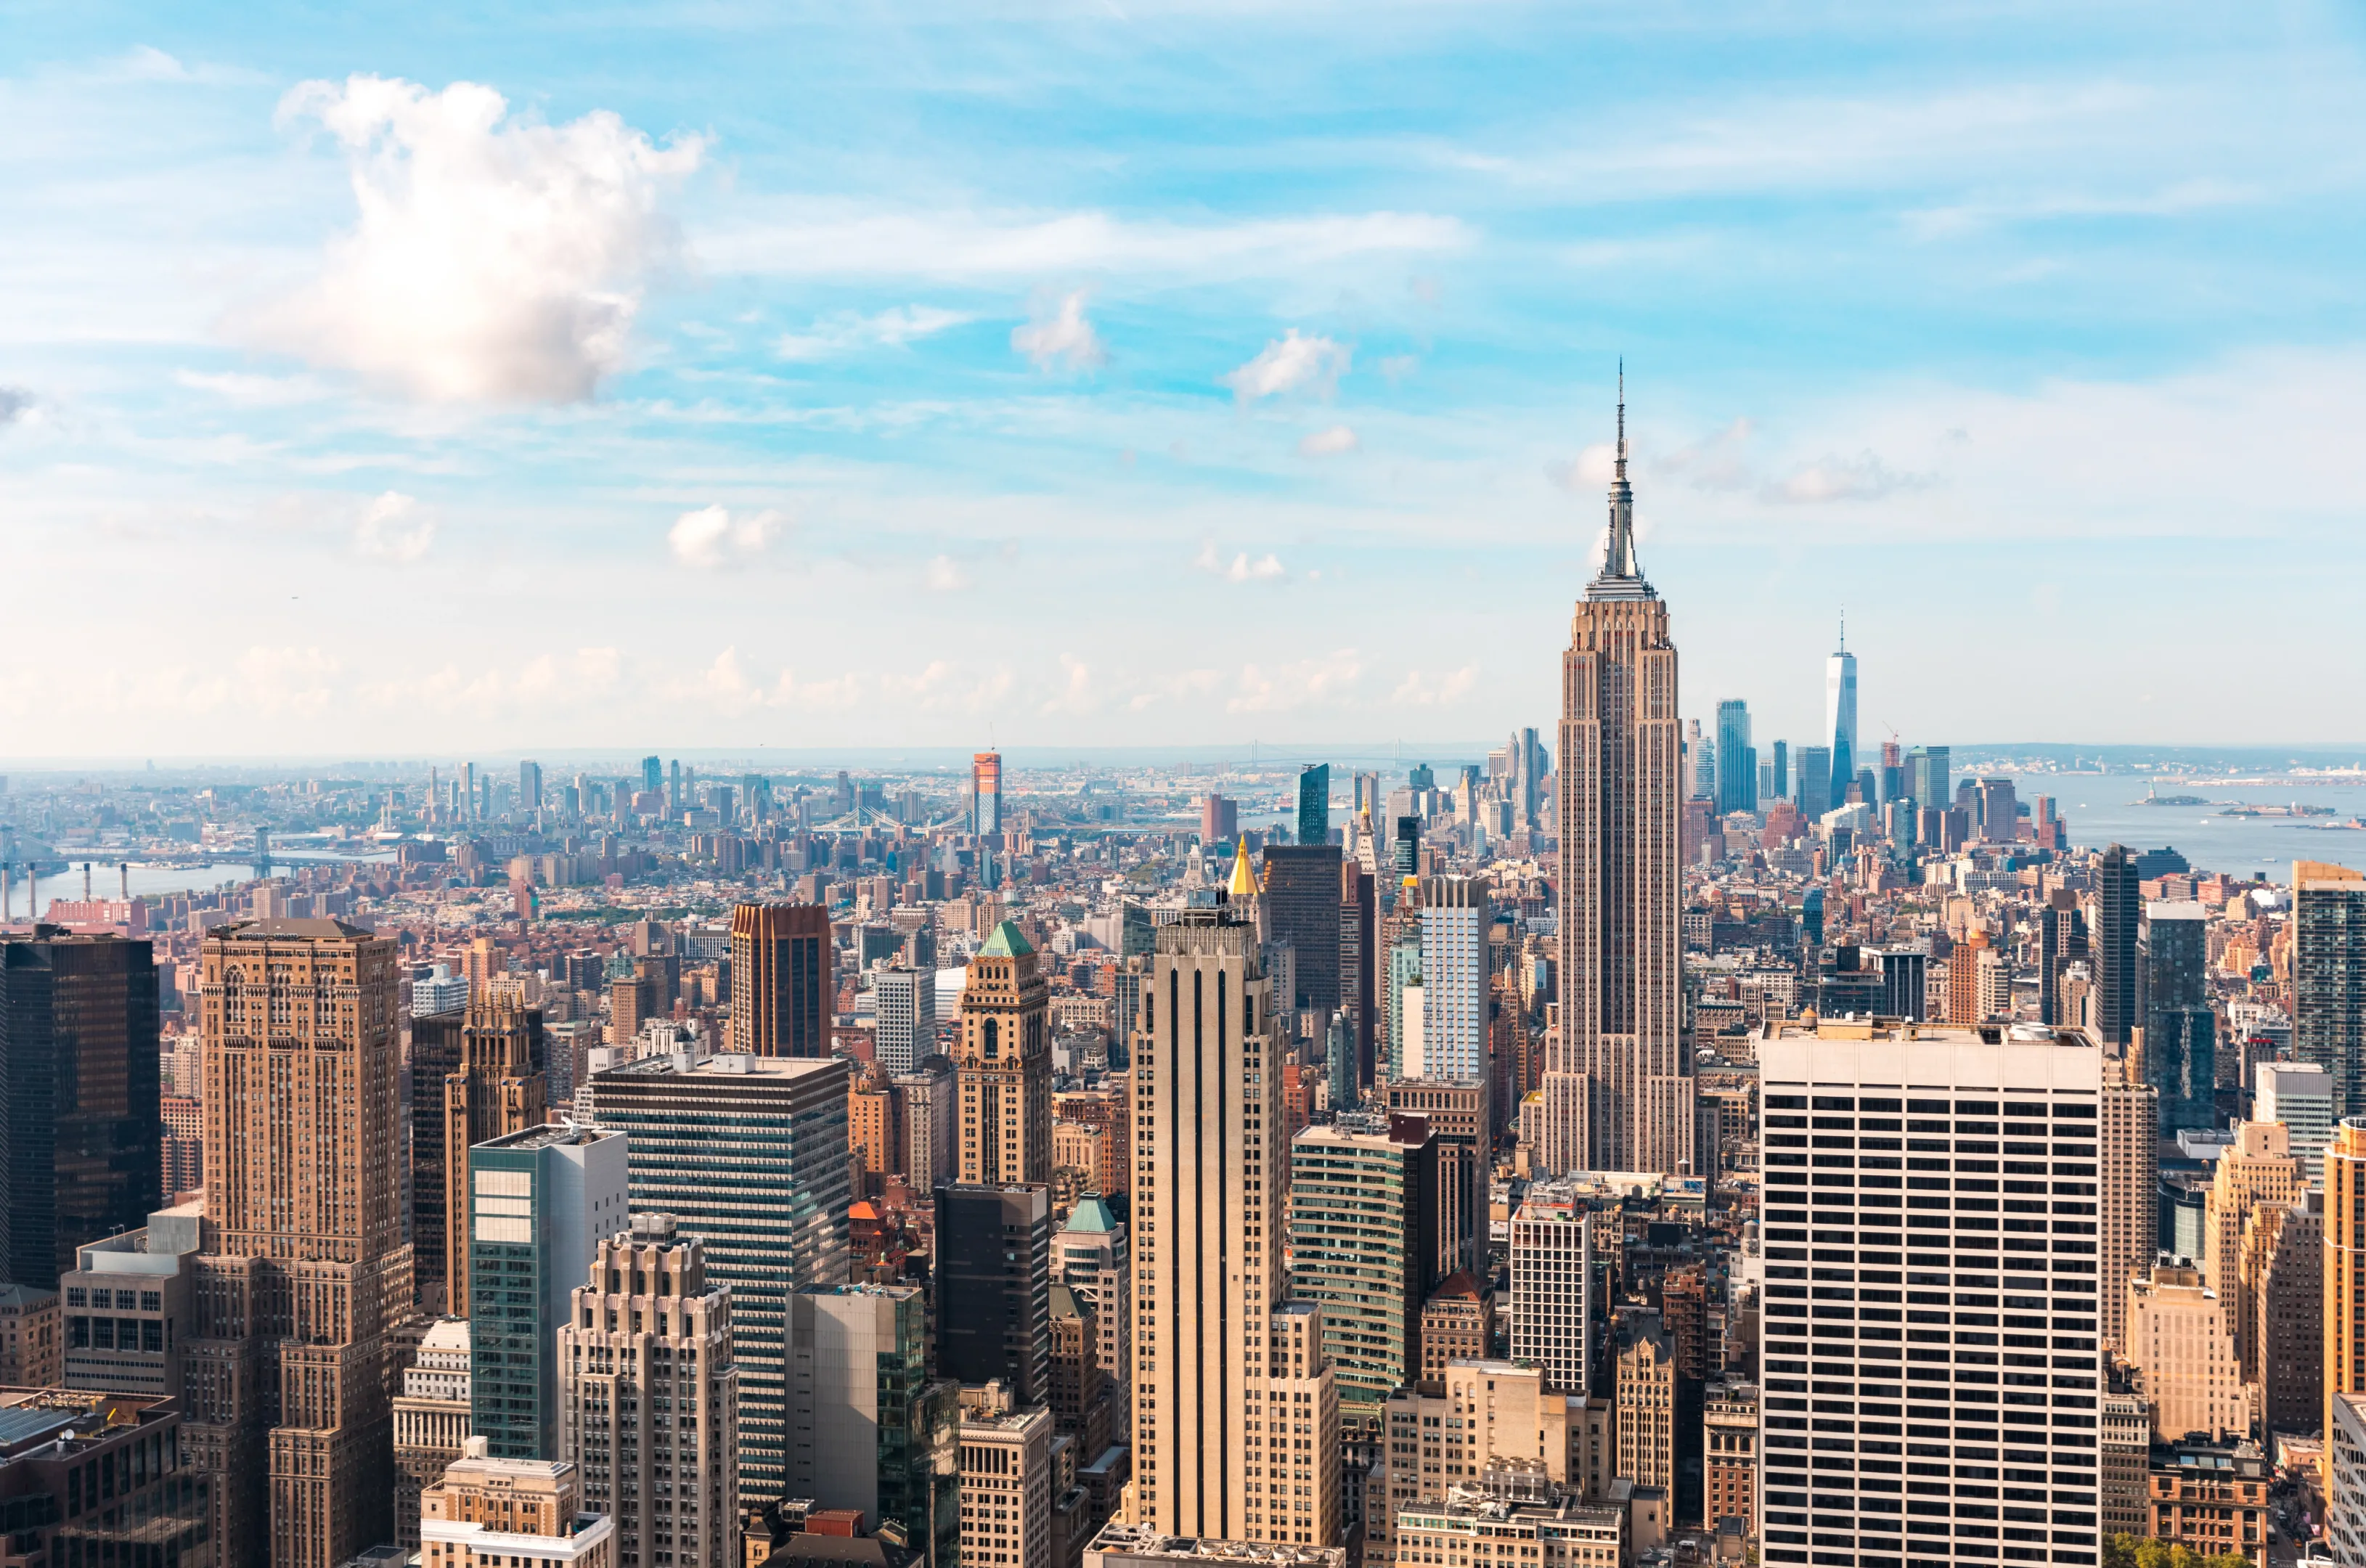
[1588,361,1655,601]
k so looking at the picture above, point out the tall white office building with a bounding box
[1508,1181,1594,1395]
[1417,876,1491,1082]
[873,966,937,1075]
[1757,1020,2104,1568]
[2258,1061,2336,1183]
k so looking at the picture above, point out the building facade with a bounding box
[590,1050,852,1506]
[1130,906,1341,1544]
[936,1183,1052,1405]
[193,916,409,1568]
[956,921,1053,1185]
[469,1124,629,1460]
[1286,1113,1440,1421]
[1756,1020,2105,1568]
[728,902,834,1058]
[1548,389,1689,1177]
[785,1284,959,1564]
[558,1214,738,1568]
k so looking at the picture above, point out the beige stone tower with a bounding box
[1131,906,1340,1545]
[193,917,411,1568]
[442,996,547,1315]
[560,1214,738,1568]
[2203,1119,2297,1335]
[957,920,1053,1184]
[2097,1065,2159,1352]
[1548,375,1691,1177]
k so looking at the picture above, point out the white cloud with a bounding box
[175,369,327,408]
[703,203,1470,284]
[1767,452,1930,505]
[924,554,971,592]
[1297,424,1358,457]
[1011,290,1106,372]
[1546,442,1618,491]
[777,304,971,362]
[1392,666,1480,706]
[1222,330,1350,402]
[1041,653,1096,716]
[354,490,436,562]
[1195,542,1286,581]
[1378,354,1420,384]
[1657,417,1755,491]
[1229,650,1364,714]
[0,387,29,426]
[247,75,703,403]
[234,645,341,719]
[668,504,783,567]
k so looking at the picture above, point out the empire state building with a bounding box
[1543,377,1694,1177]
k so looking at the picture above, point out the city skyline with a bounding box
[5,5,2365,753]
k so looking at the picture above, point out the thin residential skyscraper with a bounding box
[1546,376,1693,1177]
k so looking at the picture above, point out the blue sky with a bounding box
[3,1,2363,759]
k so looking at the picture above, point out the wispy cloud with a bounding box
[1196,542,1286,581]
[1297,424,1358,457]
[0,387,30,427]
[776,304,971,361]
[1766,452,1932,505]
[354,490,436,562]
[1222,330,1351,402]
[704,203,1470,283]
[1011,290,1106,372]
[1230,650,1363,713]
[668,504,783,566]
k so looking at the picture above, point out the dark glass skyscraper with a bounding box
[2093,845,2142,1048]
[1263,844,1344,1023]
[2140,901,2214,1132]
[0,932,161,1286]
[934,1182,1051,1403]
[1714,701,1756,814]
[1795,746,1832,819]
[1297,763,1330,846]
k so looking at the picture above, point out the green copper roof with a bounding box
[980,919,1034,957]
[1063,1193,1118,1233]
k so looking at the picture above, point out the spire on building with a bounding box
[1588,362,1655,602]
[1228,836,1258,900]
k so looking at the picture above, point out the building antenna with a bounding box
[1839,608,1846,653]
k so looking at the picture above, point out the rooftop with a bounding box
[979,919,1034,957]
[1061,1193,1119,1235]
[1084,1522,1345,1567]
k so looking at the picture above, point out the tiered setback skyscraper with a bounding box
[560,1213,741,1568]
[728,902,834,1058]
[956,920,1053,1184]
[441,998,549,1315]
[1547,385,1692,1177]
[1132,906,1340,1545]
[194,917,411,1568]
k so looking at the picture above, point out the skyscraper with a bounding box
[1757,1020,2104,1568]
[2140,901,2216,1133]
[1263,844,1343,1027]
[2296,861,2366,1116]
[2328,1119,2366,1442]
[728,901,834,1058]
[519,759,543,817]
[1824,617,1857,812]
[2092,846,2142,1049]
[1547,380,1692,1177]
[934,1182,1051,1403]
[1416,875,1490,1083]
[974,750,1004,836]
[786,1284,959,1560]
[1297,763,1330,846]
[441,998,550,1315]
[0,931,161,1286]
[466,1124,626,1466]
[590,1050,852,1506]
[872,965,937,1075]
[560,1212,740,1568]
[1287,1111,1440,1421]
[1794,746,1832,820]
[1130,905,1341,1543]
[1908,745,1951,812]
[956,920,1053,1184]
[194,917,409,1568]
[1714,700,1756,815]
